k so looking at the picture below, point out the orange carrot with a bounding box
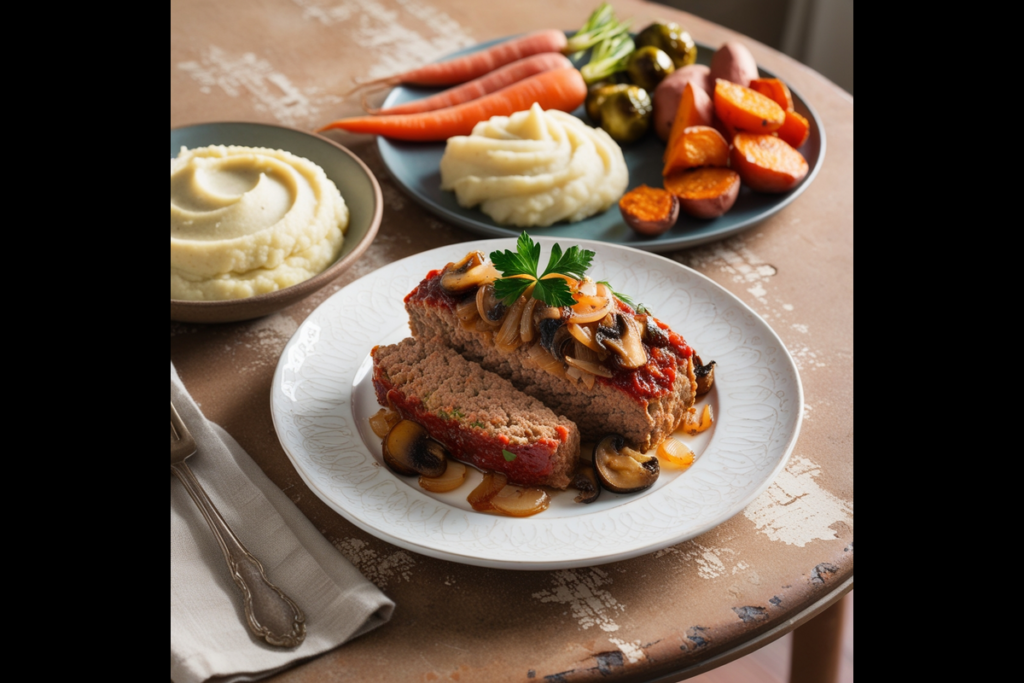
[344,30,568,97]
[749,78,794,112]
[714,79,786,134]
[731,133,808,193]
[370,53,573,115]
[319,67,587,141]
[662,125,730,176]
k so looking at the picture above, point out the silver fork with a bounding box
[171,402,306,647]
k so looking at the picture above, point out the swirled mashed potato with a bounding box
[171,145,348,301]
[439,103,628,227]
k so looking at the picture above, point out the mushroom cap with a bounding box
[594,434,660,494]
[383,419,448,478]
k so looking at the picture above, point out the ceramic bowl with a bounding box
[171,122,382,323]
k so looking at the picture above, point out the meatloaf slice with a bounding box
[404,271,696,451]
[372,338,580,489]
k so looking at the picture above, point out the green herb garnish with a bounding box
[502,449,518,462]
[564,3,631,58]
[598,281,648,314]
[490,232,595,308]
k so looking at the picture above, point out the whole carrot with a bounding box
[345,30,568,97]
[369,53,573,116]
[321,67,587,141]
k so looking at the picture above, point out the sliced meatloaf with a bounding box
[404,270,696,451]
[372,338,580,489]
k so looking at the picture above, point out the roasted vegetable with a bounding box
[626,46,675,91]
[599,85,652,143]
[635,22,697,69]
[585,83,630,124]
[619,185,679,235]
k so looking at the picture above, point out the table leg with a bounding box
[789,593,849,683]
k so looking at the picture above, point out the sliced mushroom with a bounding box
[476,283,506,326]
[596,313,648,369]
[538,319,574,362]
[383,420,448,478]
[594,434,660,493]
[571,464,601,504]
[640,316,670,347]
[693,354,716,395]
[440,252,500,293]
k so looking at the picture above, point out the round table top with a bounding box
[171,1,853,680]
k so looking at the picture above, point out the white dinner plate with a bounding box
[270,237,802,569]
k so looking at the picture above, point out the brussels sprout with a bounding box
[635,22,698,69]
[586,83,630,124]
[627,46,676,91]
[599,86,653,144]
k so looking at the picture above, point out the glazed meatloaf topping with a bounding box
[372,338,580,489]
[403,248,697,451]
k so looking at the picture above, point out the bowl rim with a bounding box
[170,121,383,311]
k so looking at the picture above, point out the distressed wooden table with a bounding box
[171,1,853,681]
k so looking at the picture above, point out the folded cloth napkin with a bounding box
[171,363,395,683]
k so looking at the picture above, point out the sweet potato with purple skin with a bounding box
[709,41,759,87]
[619,185,679,235]
[731,133,808,193]
[652,65,712,141]
[664,168,741,219]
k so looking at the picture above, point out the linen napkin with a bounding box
[171,363,395,683]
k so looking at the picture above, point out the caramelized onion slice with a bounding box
[682,405,714,435]
[369,408,401,438]
[568,293,613,324]
[495,292,530,352]
[567,322,603,352]
[657,438,694,469]
[467,471,507,511]
[565,356,614,378]
[490,485,550,517]
[419,460,468,493]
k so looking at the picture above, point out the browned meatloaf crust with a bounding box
[404,272,697,451]
[372,338,580,489]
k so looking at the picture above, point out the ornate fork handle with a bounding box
[172,461,306,647]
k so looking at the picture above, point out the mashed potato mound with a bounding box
[439,104,628,227]
[171,145,348,301]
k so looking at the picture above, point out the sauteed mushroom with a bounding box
[571,462,601,504]
[440,251,499,293]
[476,283,506,325]
[382,420,448,478]
[596,313,647,369]
[594,434,660,493]
[693,354,716,395]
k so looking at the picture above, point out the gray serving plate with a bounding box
[377,38,824,253]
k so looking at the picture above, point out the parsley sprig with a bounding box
[490,233,595,307]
